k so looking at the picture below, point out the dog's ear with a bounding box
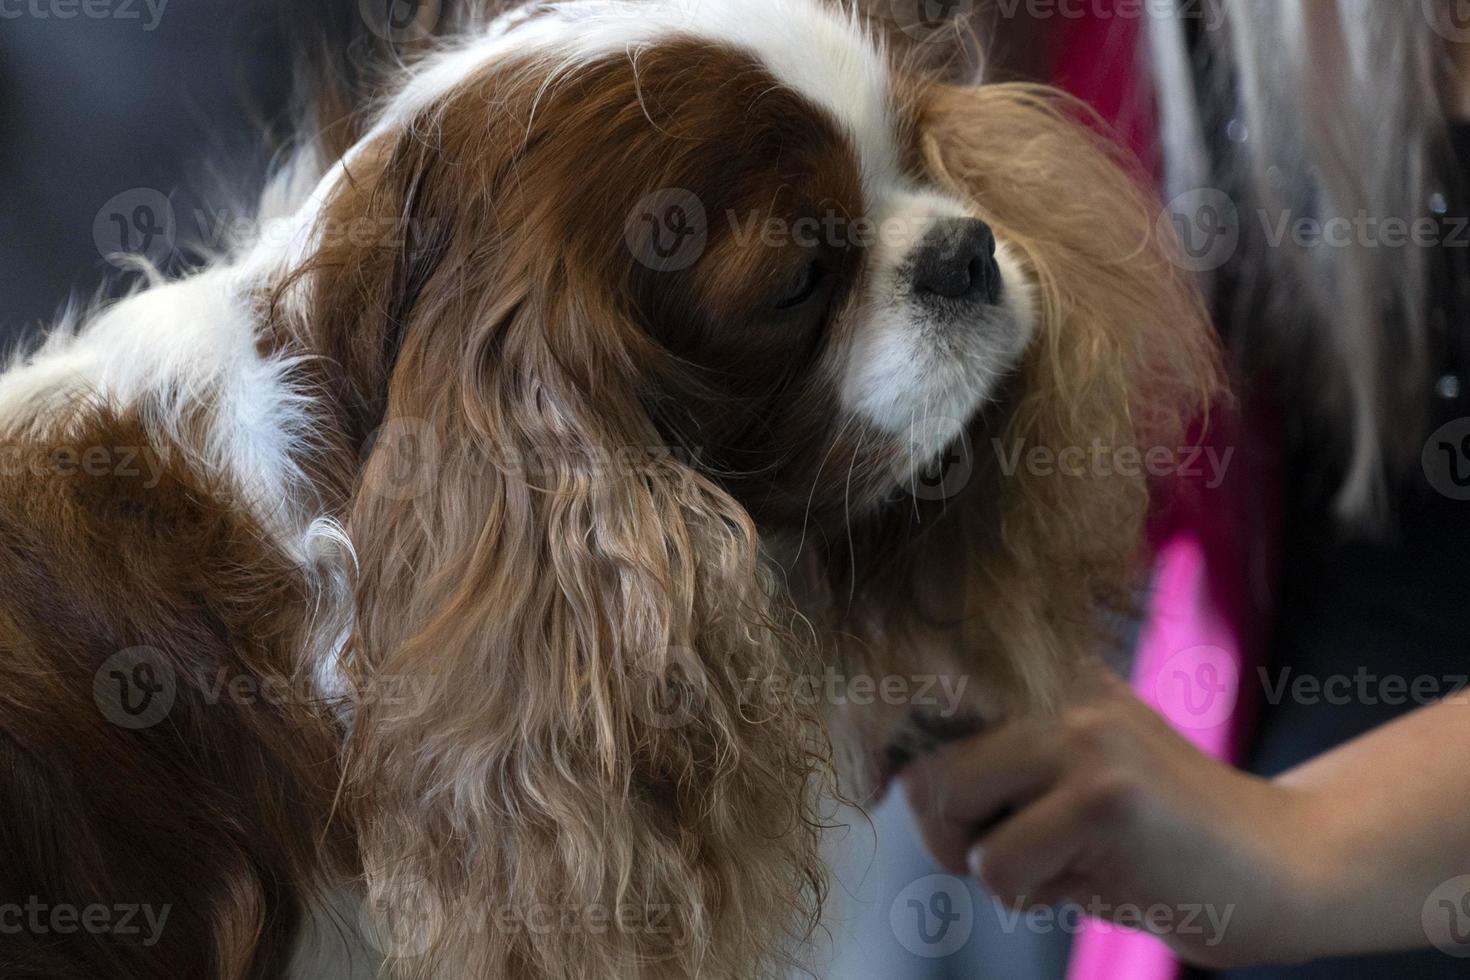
[823,83,1224,730]
[317,116,830,978]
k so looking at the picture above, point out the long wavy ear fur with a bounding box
[325,94,831,980]
[302,57,1217,979]
[816,83,1224,746]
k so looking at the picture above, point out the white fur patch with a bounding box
[842,190,1036,461]
[363,0,899,186]
[251,0,901,313]
[0,0,915,706]
[0,268,319,552]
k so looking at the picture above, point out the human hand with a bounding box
[901,664,1333,968]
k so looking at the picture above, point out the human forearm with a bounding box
[1274,694,1470,960]
[903,669,1470,970]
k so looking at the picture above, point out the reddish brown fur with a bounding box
[0,408,354,979]
[0,13,1221,980]
[312,44,858,980]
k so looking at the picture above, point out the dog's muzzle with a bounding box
[910,217,1002,307]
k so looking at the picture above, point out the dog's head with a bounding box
[279,2,1220,976]
[307,1,1037,525]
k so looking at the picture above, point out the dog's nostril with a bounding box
[967,255,986,292]
[916,257,974,299]
[972,254,1003,305]
[912,218,1003,304]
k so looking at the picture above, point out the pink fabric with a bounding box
[1066,531,1248,980]
[1047,0,1158,175]
[1044,7,1284,978]
[1067,408,1279,980]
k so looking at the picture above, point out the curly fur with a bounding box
[791,82,1222,790]
[316,66,1219,980]
[0,4,1220,979]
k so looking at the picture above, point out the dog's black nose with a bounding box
[911,218,1001,305]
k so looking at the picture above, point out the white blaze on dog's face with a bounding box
[845,187,1036,462]
[600,0,1040,466]
[619,0,1038,474]
[351,0,1036,527]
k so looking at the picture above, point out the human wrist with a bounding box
[1257,777,1370,964]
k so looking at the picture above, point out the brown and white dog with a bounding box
[0,2,1219,978]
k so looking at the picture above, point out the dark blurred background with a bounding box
[0,0,330,348]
